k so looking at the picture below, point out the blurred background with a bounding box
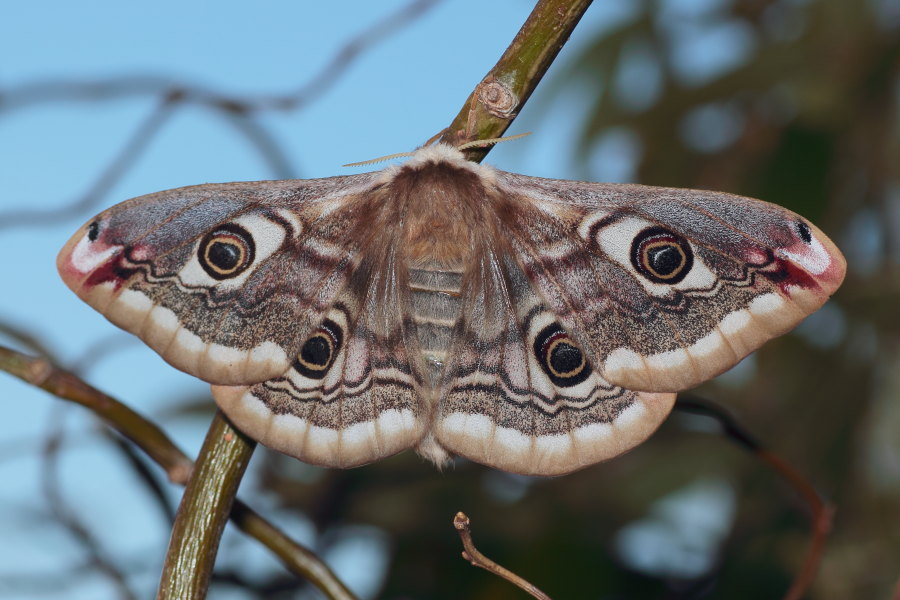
[1,0,898,598]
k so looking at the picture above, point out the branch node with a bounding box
[28,357,54,386]
[478,78,518,119]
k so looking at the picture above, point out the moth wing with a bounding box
[433,242,675,476]
[212,231,429,468]
[57,174,382,386]
[492,172,846,393]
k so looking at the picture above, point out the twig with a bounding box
[157,411,255,600]
[0,345,358,600]
[105,431,178,523]
[453,512,552,600]
[0,0,442,233]
[0,345,193,481]
[42,409,139,600]
[68,333,139,375]
[0,0,442,115]
[0,322,62,364]
[274,0,443,111]
[675,396,834,600]
[437,0,593,161]
[0,98,176,231]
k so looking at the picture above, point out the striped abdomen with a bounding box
[409,267,464,385]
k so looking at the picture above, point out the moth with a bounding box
[57,144,845,476]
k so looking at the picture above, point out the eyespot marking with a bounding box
[533,323,591,387]
[630,226,693,284]
[294,319,343,380]
[198,223,255,280]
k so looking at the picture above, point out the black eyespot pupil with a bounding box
[533,324,592,387]
[87,221,100,242]
[549,342,582,375]
[630,227,694,284]
[294,319,343,380]
[208,241,240,270]
[301,335,331,367]
[797,221,813,244]
[647,245,682,276]
[198,224,255,280]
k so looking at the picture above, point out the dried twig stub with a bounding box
[453,512,553,600]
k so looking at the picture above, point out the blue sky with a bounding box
[0,2,641,598]
[0,1,762,597]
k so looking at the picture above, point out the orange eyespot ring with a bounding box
[294,319,343,380]
[631,227,693,284]
[533,323,591,387]
[198,224,255,280]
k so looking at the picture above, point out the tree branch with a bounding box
[437,0,593,161]
[0,345,357,600]
[157,411,255,600]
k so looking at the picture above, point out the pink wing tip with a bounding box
[57,220,129,295]
[775,220,846,298]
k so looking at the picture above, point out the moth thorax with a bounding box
[395,161,485,269]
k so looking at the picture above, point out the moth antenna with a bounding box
[344,132,532,167]
[343,151,416,167]
[345,132,532,167]
[456,132,532,150]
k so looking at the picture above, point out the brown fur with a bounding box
[392,161,487,270]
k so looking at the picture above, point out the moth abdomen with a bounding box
[408,267,464,381]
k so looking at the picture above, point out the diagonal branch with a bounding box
[0,345,357,600]
[0,99,176,231]
[0,0,443,233]
[438,0,593,162]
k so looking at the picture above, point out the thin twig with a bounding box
[0,0,442,233]
[0,98,176,230]
[0,322,62,364]
[274,0,444,111]
[105,431,178,523]
[453,512,552,600]
[0,345,357,600]
[437,0,593,161]
[41,409,139,600]
[0,345,193,481]
[68,333,139,375]
[675,396,834,600]
[0,0,442,114]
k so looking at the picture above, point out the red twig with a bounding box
[675,396,833,600]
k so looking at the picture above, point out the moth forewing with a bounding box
[58,144,845,474]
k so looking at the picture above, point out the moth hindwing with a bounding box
[58,144,845,475]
